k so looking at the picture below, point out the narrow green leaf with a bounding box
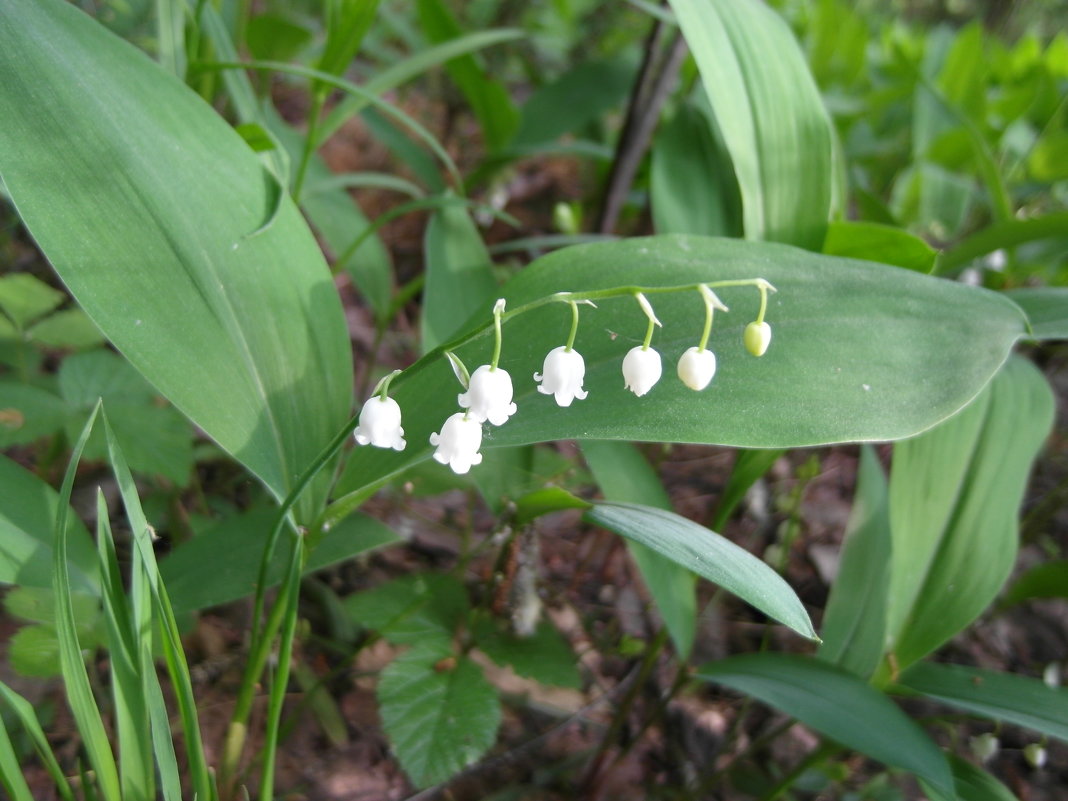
[335,235,1028,501]
[0,0,353,515]
[938,212,1068,272]
[513,486,591,526]
[415,0,517,151]
[669,0,833,248]
[581,441,697,659]
[1005,288,1068,341]
[0,454,98,591]
[899,662,1068,742]
[886,357,1055,670]
[822,221,938,273]
[51,404,121,801]
[378,650,500,789]
[318,0,380,79]
[1001,559,1068,606]
[0,719,34,801]
[941,754,1019,801]
[0,680,75,801]
[651,101,743,238]
[585,501,816,640]
[818,445,890,678]
[421,200,498,353]
[698,653,954,799]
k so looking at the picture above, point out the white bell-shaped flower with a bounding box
[534,346,588,407]
[429,412,484,474]
[458,365,517,426]
[353,395,406,451]
[622,346,662,397]
[677,347,717,391]
[744,321,772,357]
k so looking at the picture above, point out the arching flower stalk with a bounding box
[622,292,662,397]
[678,285,728,391]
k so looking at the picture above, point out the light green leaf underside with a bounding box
[0,0,352,514]
[337,235,1026,498]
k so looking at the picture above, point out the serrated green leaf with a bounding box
[897,662,1068,742]
[9,624,64,677]
[26,308,105,350]
[475,619,581,689]
[344,573,469,654]
[378,650,500,788]
[0,382,67,447]
[0,0,353,518]
[698,654,954,800]
[581,441,697,659]
[0,274,65,330]
[670,0,833,248]
[0,454,98,591]
[885,357,1054,670]
[818,445,890,678]
[586,501,816,640]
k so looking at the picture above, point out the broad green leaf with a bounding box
[669,0,833,249]
[318,0,380,80]
[806,0,867,87]
[651,101,742,238]
[0,274,65,330]
[818,446,890,678]
[343,573,469,655]
[0,0,353,517]
[1027,128,1068,182]
[0,455,97,591]
[335,235,1027,501]
[698,653,954,799]
[421,201,498,353]
[822,221,937,273]
[898,662,1068,742]
[513,486,591,526]
[581,441,696,659]
[891,162,976,239]
[9,624,67,677]
[1001,559,1068,606]
[0,382,67,447]
[474,619,581,689]
[415,0,518,151]
[378,649,500,789]
[161,508,400,614]
[245,12,312,62]
[885,357,1054,670]
[512,58,636,148]
[1005,288,1068,341]
[586,501,816,640]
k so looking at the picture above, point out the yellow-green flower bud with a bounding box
[744,321,772,357]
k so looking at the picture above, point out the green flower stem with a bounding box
[641,316,656,350]
[371,369,403,400]
[636,292,661,350]
[565,301,579,351]
[292,89,326,203]
[696,285,728,351]
[756,281,769,325]
[490,298,505,369]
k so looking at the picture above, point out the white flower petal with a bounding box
[622,346,662,397]
[458,365,517,425]
[353,395,406,450]
[677,347,717,391]
[533,346,588,407]
[429,412,484,474]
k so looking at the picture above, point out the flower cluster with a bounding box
[352,280,777,475]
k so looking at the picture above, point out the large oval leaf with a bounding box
[337,235,1026,499]
[0,0,353,513]
[698,653,954,799]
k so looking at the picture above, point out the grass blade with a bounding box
[0,681,76,801]
[0,715,34,801]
